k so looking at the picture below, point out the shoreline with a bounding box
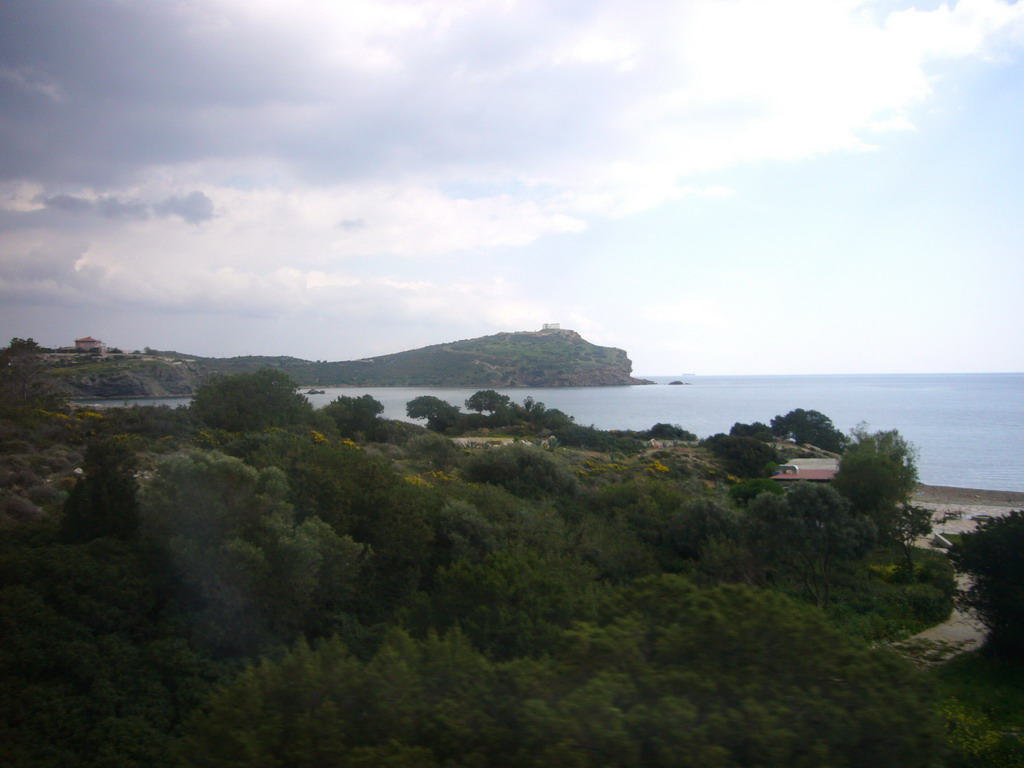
[912,484,1024,508]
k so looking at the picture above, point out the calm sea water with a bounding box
[83,373,1024,492]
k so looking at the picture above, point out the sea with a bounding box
[80,373,1024,493]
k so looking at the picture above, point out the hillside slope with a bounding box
[54,328,651,397]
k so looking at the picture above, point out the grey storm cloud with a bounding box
[39,191,212,223]
[42,194,94,214]
[0,0,620,189]
[154,191,215,224]
[97,197,150,221]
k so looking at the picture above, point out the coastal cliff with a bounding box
[53,328,651,398]
[55,358,202,398]
[332,329,652,387]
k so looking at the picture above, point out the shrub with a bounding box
[462,444,578,498]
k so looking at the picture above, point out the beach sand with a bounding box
[912,484,1023,537]
[912,484,1024,508]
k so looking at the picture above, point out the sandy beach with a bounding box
[912,484,1024,508]
[912,484,1023,537]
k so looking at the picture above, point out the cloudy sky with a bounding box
[2,0,1022,375]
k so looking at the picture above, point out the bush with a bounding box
[949,511,1024,659]
[703,434,779,478]
[191,369,313,432]
[462,444,578,498]
[728,477,784,506]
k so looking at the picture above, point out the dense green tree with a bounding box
[406,395,462,432]
[321,394,385,441]
[647,422,697,441]
[190,369,312,432]
[665,497,741,561]
[0,337,62,409]
[949,510,1024,659]
[177,576,944,768]
[140,449,363,656]
[465,389,512,415]
[833,426,919,542]
[407,432,461,471]
[462,443,578,498]
[0,532,215,768]
[729,420,773,441]
[239,434,440,623]
[414,547,600,659]
[770,408,846,452]
[728,477,785,506]
[703,433,779,477]
[892,503,933,572]
[61,437,141,543]
[748,483,875,608]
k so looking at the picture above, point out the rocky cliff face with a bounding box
[60,361,201,398]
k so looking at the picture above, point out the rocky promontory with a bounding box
[51,327,651,398]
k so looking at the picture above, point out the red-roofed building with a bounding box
[75,336,105,352]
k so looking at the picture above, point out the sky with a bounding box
[2,0,1023,375]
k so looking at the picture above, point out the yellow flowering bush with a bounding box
[942,697,1024,767]
[644,459,670,474]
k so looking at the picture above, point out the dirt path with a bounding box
[893,573,986,665]
[890,488,1022,665]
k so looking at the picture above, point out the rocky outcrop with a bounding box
[60,361,201,398]
[51,328,651,397]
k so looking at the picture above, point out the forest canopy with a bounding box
[0,361,1003,767]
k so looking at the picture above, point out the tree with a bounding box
[465,389,511,415]
[406,395,462,432]
[0,337,62,409]
[729,421,772,441]
[770,408,846,452]
[832,426,918,542]
[728,477,784,507]
[892,503,933,573]
[61,438,140,543]
[140,449,362,656]
[647,423,697,441]
[177,577,945,768]
[191,369,312,432]
[664,498,741,561]
[948,510,1024,659]
[416,547,600,659]
[462,443,578,498]
[747,483,875,608]
[322,394,385,441]
[702,433,779,477]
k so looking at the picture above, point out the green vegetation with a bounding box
[949,511,1024,660]
[177,579,943,768]
[190,369,313,432]
[934,653,1024,767]
[748,483,875,608]
[770,408,847,453]
[834,426,920,543]
[1,353,1014,767]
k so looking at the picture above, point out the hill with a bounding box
[51,328,652,397]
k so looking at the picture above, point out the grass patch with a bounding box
[823,548,956,643]
[934,652,1024,767]
[934,652,1024,730]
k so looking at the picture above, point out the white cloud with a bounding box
[3,0,1024,367]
